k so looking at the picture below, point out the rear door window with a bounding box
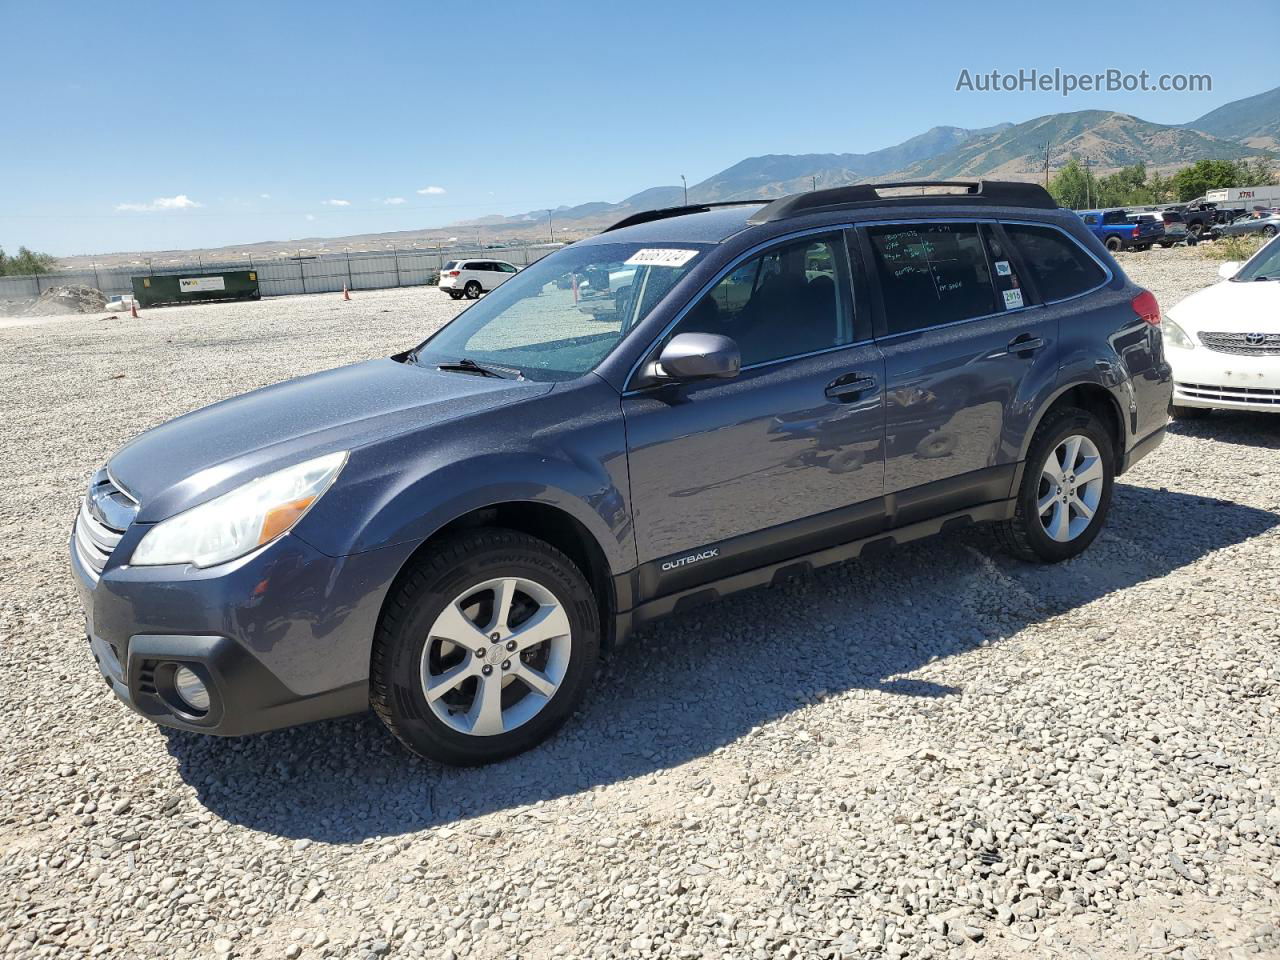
[1004,224,1107,303]
[865,223,998,335]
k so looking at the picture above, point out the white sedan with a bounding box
[1164,237,1280,418]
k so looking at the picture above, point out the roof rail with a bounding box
[747,180,1057,224]
[603,199,775,233]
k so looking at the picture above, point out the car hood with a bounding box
[1167,280,1280,334]
[110,357,552,522]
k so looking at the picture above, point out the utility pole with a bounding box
[681,174,687,205]
[812,175,818,192]
[548,210,554,244]
[1043,141,1051,189]
[1083,157,1091,209]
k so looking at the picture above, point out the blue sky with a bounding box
[2,0,1276,255]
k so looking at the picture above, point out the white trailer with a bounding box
[1203,185,1280,209]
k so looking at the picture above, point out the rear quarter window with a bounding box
[1005,224,1107,303]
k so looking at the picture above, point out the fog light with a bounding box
[173,665,210,712]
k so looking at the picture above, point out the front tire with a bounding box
[448,291,463,300]
[996,408,1114,563]
[371,529,600,765]
[1263,225,1278,238]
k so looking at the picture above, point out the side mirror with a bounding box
[653,333,740,383]
[1218,261,1241,280]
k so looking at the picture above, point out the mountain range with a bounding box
[458,85,1280,234]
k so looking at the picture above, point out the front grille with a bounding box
[1176,382,1280,405]
[73,471,138,582]
[1199,332,1280,356]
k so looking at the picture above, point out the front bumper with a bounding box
[1169,345,1280,412]
[70,524,413,736]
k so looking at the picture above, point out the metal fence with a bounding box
[0,244,562,303]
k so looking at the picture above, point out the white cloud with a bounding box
[322,198,351,206]
[383,197,407,205]
[115,194,203,212]
[417,185,446,195]
[260,193,271,199]
[305,214,316,221]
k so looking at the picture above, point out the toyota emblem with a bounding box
[1244,332,1267,346]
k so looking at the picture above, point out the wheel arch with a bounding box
[1021,381,1127,469]
[376,500,620,655]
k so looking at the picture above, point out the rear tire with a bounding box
[371,529,600,765]
[464,281,482,299]
[1104,237,1123,252]
[995,407,1114,563]
[1170,404,1209,420]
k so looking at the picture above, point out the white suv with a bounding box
[437,259,519,300]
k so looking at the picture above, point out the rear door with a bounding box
[622,230,886,598]
[859,220,1059,524]
[470,261,493,288]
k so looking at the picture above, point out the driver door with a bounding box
[622,232,886,598]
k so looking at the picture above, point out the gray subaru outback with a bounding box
[71,181,1172,764]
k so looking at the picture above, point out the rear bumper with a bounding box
[1120,424,1166,473]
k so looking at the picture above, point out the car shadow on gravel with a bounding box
[1168,411,1280,449]
[163,484,1278,842]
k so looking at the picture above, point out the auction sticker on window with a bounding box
[1003,287,1024,309]
[624,248,700,268]
[994,260,1012,276]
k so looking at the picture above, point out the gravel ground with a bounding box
[2,255,1278,960]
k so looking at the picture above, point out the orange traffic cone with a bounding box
[130,300,139,318]
[342,285,351,301]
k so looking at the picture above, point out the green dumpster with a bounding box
[132,271,261,307]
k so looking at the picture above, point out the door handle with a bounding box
[825,373,877,402]
[1006,335,1045,356]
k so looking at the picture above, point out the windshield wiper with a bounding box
[437,357,521,379]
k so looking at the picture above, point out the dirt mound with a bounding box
[24,284,108,316]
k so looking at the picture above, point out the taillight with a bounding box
[447,270,460,277]
[1131,225,1141,238]
[1132,290,1160,326]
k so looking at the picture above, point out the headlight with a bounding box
[132,451,347,568]
[1163,316,1195,350]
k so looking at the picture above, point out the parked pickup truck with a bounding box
[1178,202,1220,238]
[1077,209,1164,251]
